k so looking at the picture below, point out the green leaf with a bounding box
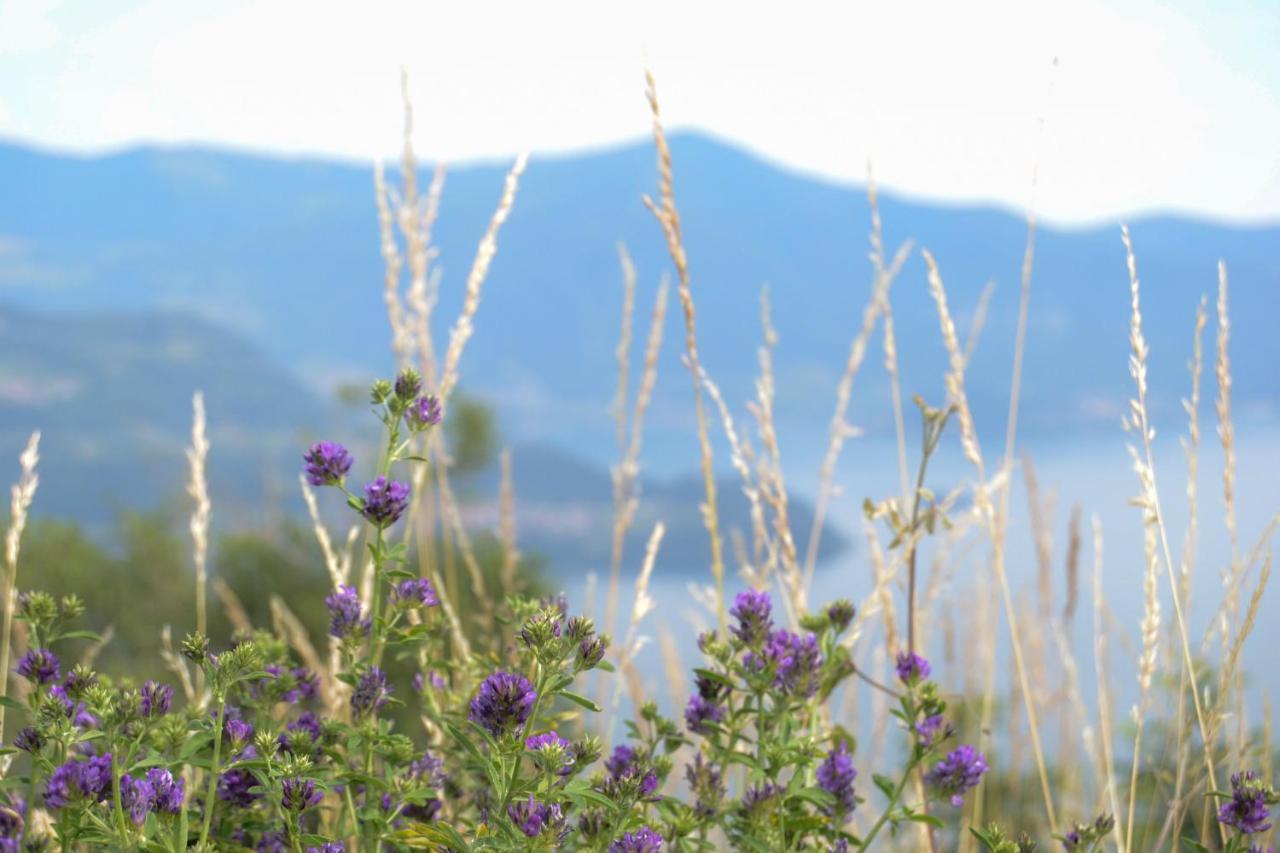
[56,629,102,642]
[563,779,617,813]
[0,697,25,711]
[872,773,896,800]
[559,691,602,712]
[1179,840,1212,853]
[788,786,837,809]
[906,812,944,828]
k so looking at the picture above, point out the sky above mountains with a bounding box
[1,0,1277,225]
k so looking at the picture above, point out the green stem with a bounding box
[111,751,130,843]
[501,665,546,813]
[859,756,920,850]
[197,699,227,850]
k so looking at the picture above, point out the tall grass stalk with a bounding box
[0,431,39,750]
[642,69,727,634]
[186,393,211,700]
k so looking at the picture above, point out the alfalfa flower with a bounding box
[16,648,59,685]
[895,651,931,685]
[360,476,411,527]
[684,695,724,735]
[730,589,773,646]
[393,369,423,401]
[324,585,370,641]
[282,777,323,812]
[817,742,857,822]
[404,395,442,431]
[391,577,439,608]
[14,726,44,753]
[351,667,392,716]
[303,442,353,487]
[926,744,988,807]
[44,754,113,809]
[507,795,565,839]
[469,671,537,737]
[746,630,823,697]
[525,730,574,776]
[1218,770,1276,836]
[140,680,173,717]
[609,826,664,852]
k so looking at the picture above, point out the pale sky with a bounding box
[2,0,1278,224]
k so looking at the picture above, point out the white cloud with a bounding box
[1,0,1277,224]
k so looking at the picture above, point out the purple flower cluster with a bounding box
[140,680,173,717]
[225,718,254,749]
[263,665,319,703]
[404,395,442,430]
[525,730,574,776]
[413,670,446,693]
[746,629,824,698]
[605,746,658,797]
[324,585,370,641]
[408,752,446,787]
[684,695,725,734]
[609,826,664,852]
[217,747,261,807]
[925,744,988,807]
[351,667,392,716]
[120,768,184,824]
[306,844,345,853]
[1218,771,1275,836]
[816,743,857,822]
[16,648,59,685]
[48,685,97,728]
[391,577,439,607]
[685,753,724,818]
[895,651,931,684]
[914,714,952,748]
[741,782,779,814]
[469,671,537,737]
[730,589,773,646]
[303,441,353,487]
[281,777,323,812]
[507,795,565,838]
[360,476,411,527]
[44,754,113,809]
[14,726,43,753]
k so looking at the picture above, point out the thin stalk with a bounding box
[197,699,227,850]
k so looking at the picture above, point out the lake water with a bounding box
[552,424,1280,758]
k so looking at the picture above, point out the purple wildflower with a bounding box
[257,832,288,852]
[404,395,442,430]
[217,746,261,807]
[746,630,824,697]
[140,680,173,717]
[469,671,537,737]
[507,795,564,838]
[413,670,446,693]
[392,577,439,607]
[914,714,952,748]
[826,599,856,631]
[394,370,423,400]
[1218,771,1275,835]
[306,845,346,853]
[685,753,724,818]
[146,768,184,814]
[816,743,857,822]
[225,718,254,749]
[324,585,370,641]
[303,442,353,487]
[351,667,391,716]
[120,774,154,825]
[730,589,773,646]
[609,826,664,852]
[360,476,411,527]
[13,726,43,753]
[408,752,446,787]
[895,651,931,685]
[606,745,639,780]
[525,731,574,776]
[282,777,323,812]
[925,745,988,807]
[684,695,724,734]
[741,782,778,814]
[284,667,319,703]
[16,649,59,685]
[44,754,113,808]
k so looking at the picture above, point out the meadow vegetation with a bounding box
[0,72,1274,851]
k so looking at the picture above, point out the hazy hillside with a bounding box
[1,134,1277,471]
